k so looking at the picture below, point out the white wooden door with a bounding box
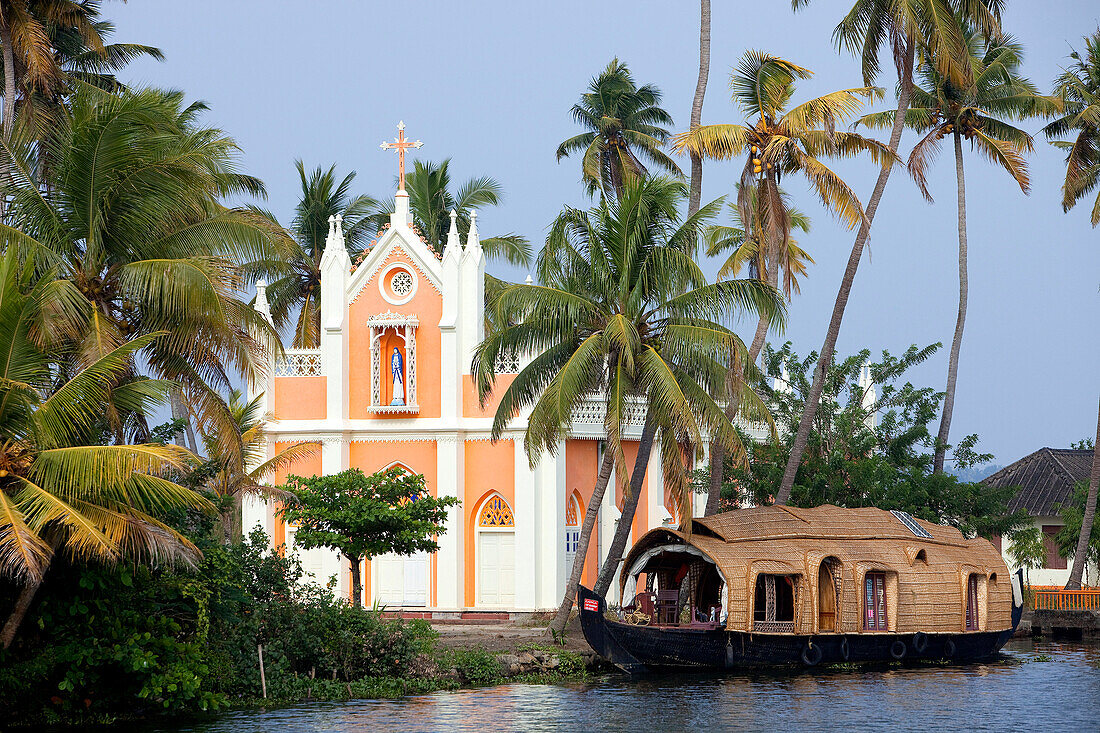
[374,552,428,607]
[477,531,515,607]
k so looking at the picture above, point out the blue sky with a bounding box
[111,1,1100,466]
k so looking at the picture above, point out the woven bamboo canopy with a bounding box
[620,505,1014,635]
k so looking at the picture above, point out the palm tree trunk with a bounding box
[687,0,711,217]
[934,132,968,475]
[706,263,773,515]
[775,45,915,505]
[0,14,15,143]
[1066,395,1100,590]
[1,581,41,650]
[550,447,616,635]
[593,415,658,598]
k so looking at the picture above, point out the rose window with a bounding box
[391,270,413,297]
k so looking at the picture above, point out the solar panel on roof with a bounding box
[891,510,933,539]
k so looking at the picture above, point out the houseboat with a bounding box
[579,504,1024,672]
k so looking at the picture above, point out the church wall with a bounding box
[348,249,443,419]
[565,440,601,586]
[616,440,651,540]
[264,441,322,552]
[273,377,327,420]
[463,439,515,606]
[350,439,440,605]
[462,374,517,418]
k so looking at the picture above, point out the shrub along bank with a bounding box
[0,529,592,728]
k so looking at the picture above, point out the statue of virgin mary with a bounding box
[390,347,405,406]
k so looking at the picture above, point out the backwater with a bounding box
[144,638,1098,732]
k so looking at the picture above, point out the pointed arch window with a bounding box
[564,493,581,568]
[479,495,514,528]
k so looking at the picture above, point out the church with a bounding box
[242,125,767,614]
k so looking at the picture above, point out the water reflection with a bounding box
[153,640,1099,733]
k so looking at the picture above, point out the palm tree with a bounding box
[199,389,318,542]
[1045,30,1100,226]
[366,158,531,266]
[688,0,712,216]
[473,177,782,634]
[701,191,812,515]
[254,161,379,349]
[777,0,1003,505]
[859,30,1050,475]
[0,250,210,649]
[0,87,288,453]
[675,51,892,510]
[17,11,163,157]
[1046,30,1100,590]
[0,1,103,141]
[556,58,681,199]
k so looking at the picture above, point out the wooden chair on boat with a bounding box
[654,590,679,625]
[622,591,655,625]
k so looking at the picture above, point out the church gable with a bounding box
[348,225,443,307]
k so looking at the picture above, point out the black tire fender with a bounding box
[839,637,850,661]
[912,631,928,654]
[890,639,907,660]
[944,639,957,658]
[801,642,823,666]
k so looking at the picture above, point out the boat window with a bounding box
[966,574,980,630]
[863,572,888,630]
[754,574,796,632]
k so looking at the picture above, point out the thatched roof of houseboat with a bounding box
[981,448,1092,516]
[620,504,1014,635]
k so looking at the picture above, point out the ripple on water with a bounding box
[145,640,1100,733]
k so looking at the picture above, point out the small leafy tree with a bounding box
[1007,526,1045,589]
[279,468,459,607]
[1056,482,1100,587]
[721,342,1028,539]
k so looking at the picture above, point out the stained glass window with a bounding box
[565,495,579,527]
[479,495,514,527]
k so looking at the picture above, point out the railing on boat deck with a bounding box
[1032,588,1100,611]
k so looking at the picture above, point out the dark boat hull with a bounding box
[578,585,1022,674]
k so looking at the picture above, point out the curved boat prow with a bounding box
[577,585,646,673]
[1011,568,1025,631]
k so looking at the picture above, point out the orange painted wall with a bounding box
[565,440,601,587]
[349,249,443,419]
[349,440,440,605]
[265,441,322,553]
[462,374,517,418]
[463,439,515,606]
[615,440,649,539]
[273,377,327,420]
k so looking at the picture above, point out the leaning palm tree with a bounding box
[700,190,812,515]
[556,58,681,199]
[674,51,892,509]
[0,87,289,452]
[777,0,1004,505]
[253,161,379,348]
[473,177,782,635]
[1046,30,1100,590]
[859,30,1051,475]
[199,389,318,542]
[0,250,210,649]
[365,158,531,266]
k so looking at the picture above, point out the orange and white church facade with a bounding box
[243,135,767,613]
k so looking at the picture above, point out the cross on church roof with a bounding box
[380,121,423,192]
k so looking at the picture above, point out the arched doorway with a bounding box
[818,557,840,632]
[476,494,515,607]
[372,462,428,607]
[564,492,581,574]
